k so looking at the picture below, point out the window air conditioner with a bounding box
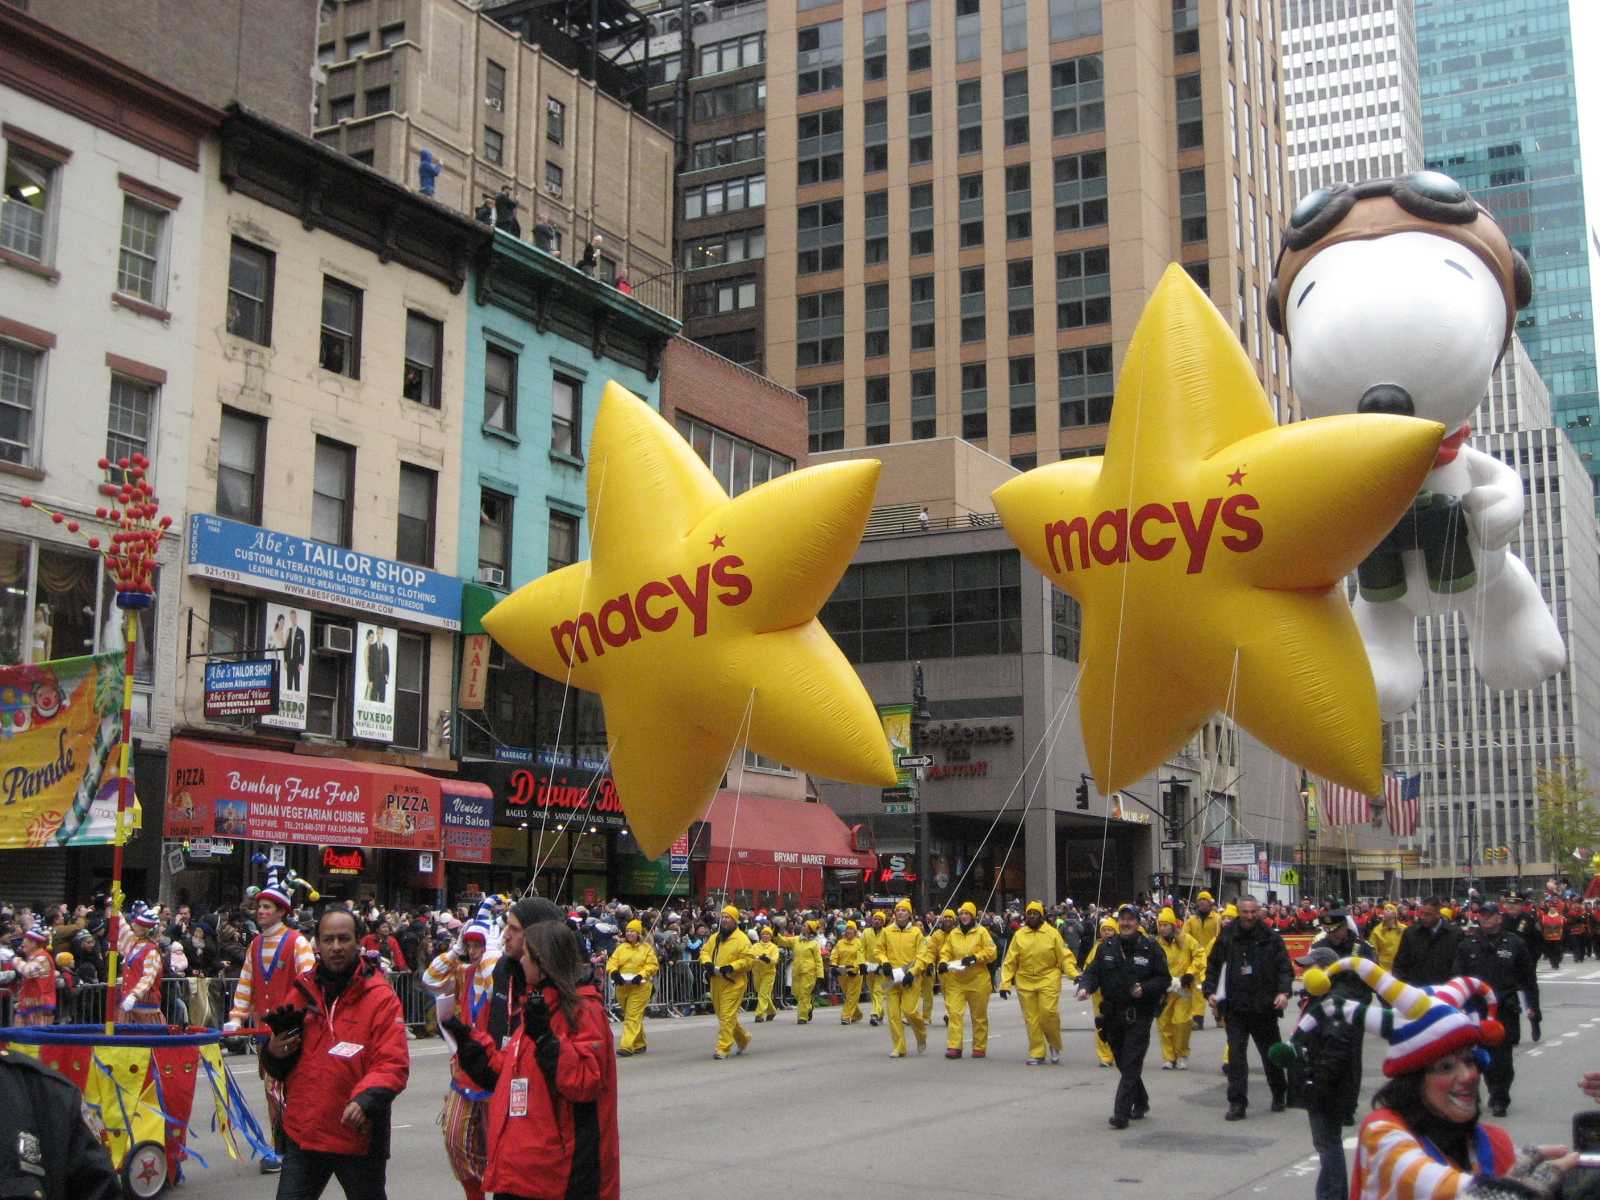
[544,182,562,197]
[477,565,506,587]
[318,625,355,655]
[485,96,503,110]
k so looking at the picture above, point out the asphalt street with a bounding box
[167,964,1600,1199]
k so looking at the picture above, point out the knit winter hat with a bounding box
[22,923,48,944]
[720,904,740,920]
[1196,891,1214,902]
[1301,956,1503,1076]
[462,897,496,943]
[1025,900,1045,916]
[128,901,159,931]
[1157,907,1178,927]
[257,867,292,910]
[958,901,978,918]
[895,899,913,913]
[626,919,644,935]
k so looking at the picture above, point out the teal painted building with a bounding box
[457,231,678,763]
[1418,0,1598,499]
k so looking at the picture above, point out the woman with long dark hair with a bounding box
[451,918,619,1200]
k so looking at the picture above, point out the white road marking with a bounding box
[1584,970,1600,980]
[1563,1032,1581,1039]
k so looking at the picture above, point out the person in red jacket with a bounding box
[360,919,409,972]
[448,919,619,1200]
[15,923,57,1026]
[262,907,410,1200]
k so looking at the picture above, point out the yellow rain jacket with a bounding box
[1370,920,1405,971]
[701,925,755,977]
[1156,930,1203,1021]
[933,923,998,988]
[605,939,660,982]
[831,933,866,975]
[999,924,1079,991]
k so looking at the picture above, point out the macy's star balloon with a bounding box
[993,265,1443,798]
[483,382,897,859]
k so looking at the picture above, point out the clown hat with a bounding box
[22,922,48,944]
[462,897,496,943]
[258,867,292,910]
[128,901,159,931]
[1297,956,1502,1076]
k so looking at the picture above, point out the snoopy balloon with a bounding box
[1267,171,1565,719]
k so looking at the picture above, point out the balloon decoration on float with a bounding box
[483,382,897,859]
[992,265,1442,799]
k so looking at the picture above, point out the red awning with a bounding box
[165,738,441,851]
[703,792,875,872]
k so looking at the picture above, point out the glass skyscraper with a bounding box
[1417,0,1597,501]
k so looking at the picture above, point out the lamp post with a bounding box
[911,661,932,911]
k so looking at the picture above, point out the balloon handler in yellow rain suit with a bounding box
[750,925,781,1022]
[927,910,955,1025]
[775,920,826,1024]
[874,899,929,1058]
[606,919,660,1057]
[860,910,887,1026]
[1183,890,1223,1030]
[930,901,998,1059]
[999,900,1079,1064]
[1082,917,1119,1066]
[1154,907,1205,1070]
[830,921,868,1024]
[700,905,755,1059]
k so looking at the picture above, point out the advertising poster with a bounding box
[203,659,278,719]
[260,603,310,731]
[352,622,397,743]
[878,703,914,787]
[0,651,138,848]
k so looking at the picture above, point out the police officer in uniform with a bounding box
[1452,899,1540,1117]
[0,1045,121,1200]
[1076,903,1171,1129]
[1503,892,1542,951]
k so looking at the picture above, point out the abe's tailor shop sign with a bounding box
[204,659,278,719]
[186,514,464,630]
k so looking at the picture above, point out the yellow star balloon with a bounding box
[482,382,897,858]
[993,266,1443,797]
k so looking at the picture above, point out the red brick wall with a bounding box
[660,337,808,467]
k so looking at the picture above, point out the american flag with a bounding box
[1317,779,1372,827]
[1385,772,1422,838]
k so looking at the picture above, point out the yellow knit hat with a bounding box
[895,898,913,912]
[941,908,956,920]
[845,920,858,931]
[1157,907,1178,926]
[1025,900,1045,915]
[1099,916,1117,932]
[721,904,740,920]
[1225,903,1239,918]
[626,919,644,934]
[958,901,978,918]
[804,919,819,932]
[1197,890,1214,902]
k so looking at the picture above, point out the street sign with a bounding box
[896,754,934,768]
[1161,840,1185,851]
[1221,840,1257,867]
[268,845,287,867]
[880,786,918,805]
[1281,868,1301,886]
[883,801,915,815]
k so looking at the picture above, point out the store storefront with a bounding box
[698,791,876,910]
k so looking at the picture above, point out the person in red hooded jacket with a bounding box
[262,906,410,1200]
[448,918,619,1200]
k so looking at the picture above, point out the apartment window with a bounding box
[1003,0,1029,52]
[548,509,579,572]
[804,382,845,453]
[1179,168,1207,242]
[486,61,506,108]
[544,160,562,195]
[397,463,436,567]
[797,290,845,367]
[691,79,765,120]
[1007,259,1034,336]
[910,275,936,350]
[959,173,985,248]
[863,9,888,80]
[677,413,794,495]
[1054,150,1107,230]
[317,42,336,66]
[911,369,937,440]
[961,363,987,440]
[344,32,370,57]
[216,407,264,523]
[1184,260,1211,293]
[907,0,931,72]
[797,108,844,186]
[909,183,934,257]
[403,312,442,408]
[908,89,933,165]
[226,238,274,345]
[864,190,889,264]
[484,127,504,166]
[691,130,765,171]
[823,551,1023,663]
[349,150,374,167]
[957,81,983,157]
[646,52,682,87]
[0,145,57,263]
[865,376,891,445]
[478,344,517,434]
[393,632,427,751]
[306,616,349,737]
[1056,247,1111,328]
[1005,163,1032,240]
[552,372,581,458]
[1051,55,1104,137]
[699,32,764,75]
[956,0,982,62]
[960,267,986,342]
[1003,70,1030,147]
[479,490,512,578]
[319,278,361,377]
[312,437,354,546]
[695,329,762,371]
[0,342,42,467]
[681,228,765,270]
[1052,587,1081,660]
[684,275,758,316]
[683,173,764,219]
[329,95,356,123]
[796,20,844,95]
[365,87,392,116]
[863,99,889,173]
[797,198,845,274]
[113,197,167,307]
[865,282,890,358]
[106,375,155,474]
[1173,0,1199,54]
[546,97,565,145]
[1009,356,1036,435]
[1050,0,1102,39]
[1060,344,1114,426]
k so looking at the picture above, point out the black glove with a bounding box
[999,989,1011,999]
[610,971,623,986]
[1530,1013,1542,1042]
[524,990,552,1043]
[901,969,917,987]
[962,955,977,968]
[719,964,734,979]
[1181,973,1194,989]
[262,1004,305,1035]
[702,961,714,979]
[937,961,951,974]
[878,963,893,977]
[442,1016,497,1090]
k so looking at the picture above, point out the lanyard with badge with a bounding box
[323,991,365,1060]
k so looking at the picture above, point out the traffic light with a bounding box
[1075,778,1090,810]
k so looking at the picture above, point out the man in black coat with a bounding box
[1392,895,1461,986]
[1453,900,1540,1117]
[1077,903,1171,1129]
[0,1046,120,1199]
[1204,895,1293,1120]
[1503,892,1542,952]
[1310,908,1377,999]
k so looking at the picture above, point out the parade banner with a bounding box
[878,703,914,787]
[165,737,440,850]
[0,651,138,848]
